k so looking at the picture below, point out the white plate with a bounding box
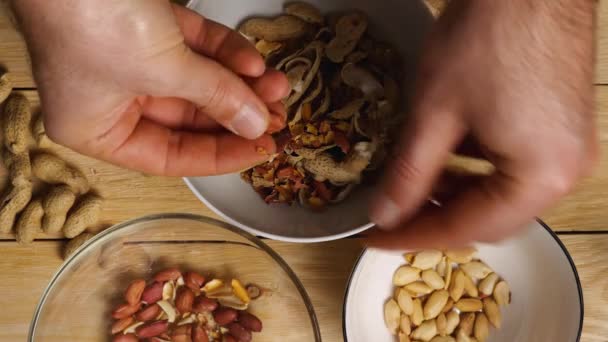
[343,220,583,342]
[184,0,434,242]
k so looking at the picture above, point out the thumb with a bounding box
[150,49,271,140]
[369,93,465,230]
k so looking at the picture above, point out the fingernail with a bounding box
[229,104,268,139]
[370,196,402,230]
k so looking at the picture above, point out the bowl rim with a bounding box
[183,177,375,243]
[28,213,322,342]
[341,219,585,342]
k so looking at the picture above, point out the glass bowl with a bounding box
[29,213,321,342]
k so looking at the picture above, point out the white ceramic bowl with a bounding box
[184,0,434,242]
[343,220,584,342]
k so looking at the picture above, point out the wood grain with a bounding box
[0,236,604,341]
[542,86,608,231]
[0,1,607,86]
[598,0,608,84]
[559,235,608,342]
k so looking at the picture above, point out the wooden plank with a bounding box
[0,1,32,88]
[0,2,607,87]
[542,86,608,230]
[560,235,608,342]
[598,0,608,84]
[0,236,605,341]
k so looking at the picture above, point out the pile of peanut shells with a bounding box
[111,268,263,342]
[239,3,403,210]
[384,249,511,342]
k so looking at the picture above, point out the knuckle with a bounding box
[202,77,232,119]
[390,153,424,186]
[534,163,578,197]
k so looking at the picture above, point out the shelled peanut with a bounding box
[385,248,511,342]
[111,268,264,342]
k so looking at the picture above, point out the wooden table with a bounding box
[1,2,608,341]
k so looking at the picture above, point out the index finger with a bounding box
[95,101,275,176]
[172,4,265,77]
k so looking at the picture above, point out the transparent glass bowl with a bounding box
[29,213,321,341]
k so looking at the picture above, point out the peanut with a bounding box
[184,271,206,292]
[227,322,252,342]
[284,2,323,24]
[32,114,49,147]
[111,316,134,335]
[460,261,493,280]
[154,267,182,282]
[422,269,446,290]
[213,307,238,326]
[393,266,421,286]
[449,269,465,302]
[32,152,90,194]
[141,282,164,304]
[255,40,282,58]
[63,193,103,238]
[411,298,424,326]
[112,302,142,319]
[445,311,460,336]
[136,303,162,322]
[42,185,76,233]
[15,198,43,244]
[192,324,209,342]
[445,248,477,264]
[431,337,456,342]
[63,232,94,259]
[493,281,511,306]
[326,12,368,63]
[239,15,310,41]
[411,319,438,341]
[238,311,263,332]
[2,149,31,186]
[193,297,218,313]
[474,313,489,342]
[125,279,146,305]
[400,314,411,335]
[482,297,501,328]
[455,298,483,313]
[405,281,433,297]
[223,335,238,342]
[458,312,476,336]
[2,93,31,154]
[175,287,195,314]
[231,278,250,304]
[112,333,138,342]
[397,288,414,315]
[0,73,12,104]
[437,313,448,336]
[384,299,400,334]
[478,273,499,296]
[136,320,169,338]
[424,290,449,320]
[463,273,479,297]
[412,250,443,270]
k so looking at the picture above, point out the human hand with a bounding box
[369,0,598,248]
[12,0,289,176]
